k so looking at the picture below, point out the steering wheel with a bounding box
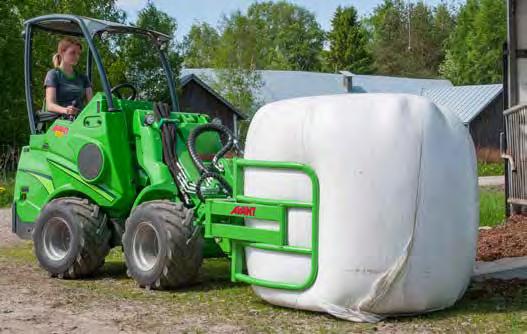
[111,83,138,100]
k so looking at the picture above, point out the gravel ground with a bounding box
[0,258,240,334]
[0,208,21,248]
[0,209,241,334]
[2,208,527,333]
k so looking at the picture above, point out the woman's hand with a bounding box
[46,87,79,115]
[64,105,79,115]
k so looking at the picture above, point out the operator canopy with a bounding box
[24,14,171,42]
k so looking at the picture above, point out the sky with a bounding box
[116,0,461,42]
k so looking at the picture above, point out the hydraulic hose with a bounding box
[187,123,234,174]
[187,122,239,202]
[153,102,192,206]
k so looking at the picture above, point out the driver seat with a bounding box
[35,110,62,133]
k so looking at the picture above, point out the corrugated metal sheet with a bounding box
[181,68,453,104]
[422,84,503,124]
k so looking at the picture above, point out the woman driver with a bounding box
[44,37,92,116]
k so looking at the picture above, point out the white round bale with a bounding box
[242,93,478,322]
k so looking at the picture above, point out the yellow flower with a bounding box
[0,187,5,193]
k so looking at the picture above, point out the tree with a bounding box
[367,0,408,75]
[213,1,324,71]
[325,6,373,74]
[0,0,125,146]
[210,68,263,115]
[367,0,454,77]
[214,11,259,69]
[110,2,182,103]
[431,3,455,70]
[0,2,26,146]
[247,1,325,71]
[182,23,220,68]
[440,0,506,85]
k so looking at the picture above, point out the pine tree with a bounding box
[368,0,454,78]
[326,6,373,74]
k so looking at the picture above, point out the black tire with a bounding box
[33,197,111,278]
[122,200,203,290]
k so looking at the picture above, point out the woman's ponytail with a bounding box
[52,53,62,68]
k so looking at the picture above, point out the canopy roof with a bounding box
[24,14,171,41]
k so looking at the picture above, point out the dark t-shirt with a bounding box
[44,69,91,109]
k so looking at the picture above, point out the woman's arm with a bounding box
[85,87,93,103]
[45,87,78,115]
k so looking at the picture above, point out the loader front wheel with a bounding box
[33,197,111,278]
[122,200,203,290]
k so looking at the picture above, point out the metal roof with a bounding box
[181,69,453,104]
[422,84,503,124]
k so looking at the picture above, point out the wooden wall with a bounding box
[469,93,504,162]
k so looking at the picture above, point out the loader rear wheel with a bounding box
[122,200,203,290]
[33,197,111,278]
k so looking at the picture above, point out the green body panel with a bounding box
[14,92,223,224]
[16,94,136,221]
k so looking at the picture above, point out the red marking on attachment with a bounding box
[230,206,256,216]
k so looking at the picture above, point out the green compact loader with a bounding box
[13,15,319,291]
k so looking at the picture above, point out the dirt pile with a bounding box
[477,215,527,261]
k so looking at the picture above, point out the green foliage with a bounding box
[478,161,505,176]
[214,11,259,69]
[0,173,15,208]
[0,0,125,146]
[185,1,324,71]
[111,2,182,103]
[244,1,325,71]
[0,3,26,146]
[479,187,505,227]
[367,0,455,77]
[210,69,263,115]
[182,23,220,68]
[325,6,373,74]
[440,0,506,85]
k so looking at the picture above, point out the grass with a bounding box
[2,243,527,332]
[479,187,506,227]
[478,162,505,177]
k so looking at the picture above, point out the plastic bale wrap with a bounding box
[242,94,478,322]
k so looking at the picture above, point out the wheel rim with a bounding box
[42,217,71,261]
[132,222,160,272]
